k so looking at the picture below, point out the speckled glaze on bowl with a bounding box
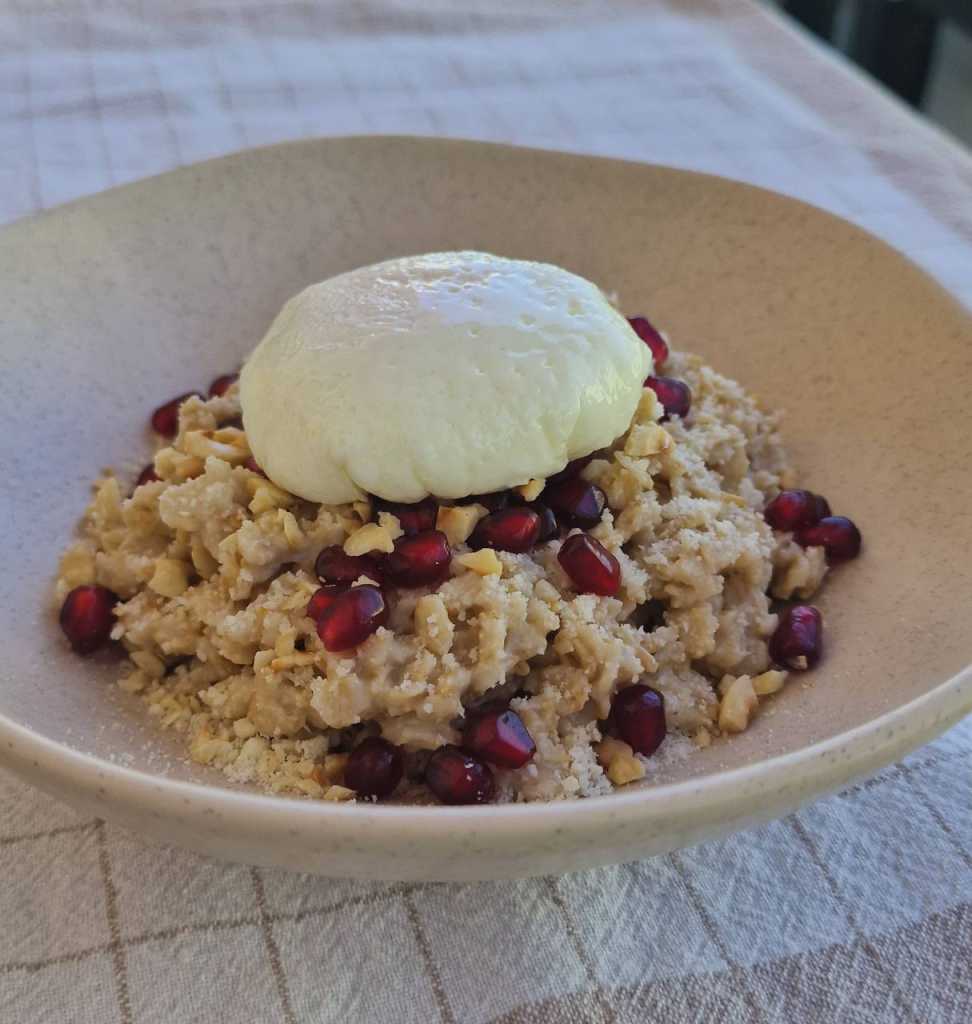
[1,137,970,880]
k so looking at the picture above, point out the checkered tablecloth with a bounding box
[2,2,970,1022]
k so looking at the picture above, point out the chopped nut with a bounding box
[514,478,545,502]
[183,429,250,466]
[694,727,712,749]
[190,535,218,579]
[148,558,190,598]
[752,669,787,696]
[344,522,395,556]
[722,492,749,507]
[456,549,503,576]
[323,785,355,802]
[274,629,296,658]
[624,423,672,457]
[436,503,486,545]
[249,481,294,515]
[278,509,304,549]
[718,675,758,733]
[376,512,404,541]
[596,737,646,786]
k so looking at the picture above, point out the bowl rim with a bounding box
[2,135,971,840]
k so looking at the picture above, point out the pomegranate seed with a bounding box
[316,585,387,652]
[345,736,404,799]
[385,531,451,588]
[208,373,238,398]
[150,392,201,437]
[628,316,669,369]
[558,534,620,596]
[528,502,559,542]
[306,585,346,622]
[463,708,536,768]
[59,585,118,655]
[544,477,606,529]
[135,464,159,488]
[458,491,509,512]
[611,684,666,756]
[425,746,495,804]
[315,545,385,585]
[795,516,862,563]
[769,605,823,670]
[644,376,691,420]
[374,497,438,536]
[548,454,593,485]
[470,507,541,553]
[244,456,266,477]
[812,494,833,521]
[764,489,831,531]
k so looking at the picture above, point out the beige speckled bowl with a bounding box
[1,137,970,880]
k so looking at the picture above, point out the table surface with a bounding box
[2,3,970,1023]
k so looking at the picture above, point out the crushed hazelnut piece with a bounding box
[344,522,396,556]
[624,423,672,457]
[436,503,486,545]
[718,675,758,733]
[323,785,355,802]
[376,512,404,541]
[249,481,294,514]
[514,478,545,502]
[352,499,373,523]
[456,549,503,576]
[183,429,250,466]
[148,558,190,598]
[752,669,787,696]
[596,737,646,786]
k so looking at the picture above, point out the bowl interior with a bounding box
[1,136,971,795]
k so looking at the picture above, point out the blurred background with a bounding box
[774,0,972,146]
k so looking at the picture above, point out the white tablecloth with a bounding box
[2,3,970,1022]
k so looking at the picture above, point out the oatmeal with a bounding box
[55,256,862,805]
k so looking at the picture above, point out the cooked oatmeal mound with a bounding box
[56,351,830,803]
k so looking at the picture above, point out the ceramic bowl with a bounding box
[1,137,970,880]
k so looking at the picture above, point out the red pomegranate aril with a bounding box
[374,497,438,536]
[345,736,404,799]
[470,507,541,553]
[769,604,823,670]
[544,477,606,529]
[306,585,346,622]
[628,316,670,369]
[644,376,691,420]
[315,545,385,585]
[463,708,536,768]
[795,516,862,563]
[59,585,118,655]
[208,373,238,398]
[135,464,159,488]
[150,392,201,438]
[764,489,830,532]
[425,745,495,804]
[316,585,387,652]
[558,534,620,596]
[611,684,666,756]
[386,531,451,587]
[548,454,593,485]
[528,502,559,542]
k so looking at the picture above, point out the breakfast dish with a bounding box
[55,252,861,804]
